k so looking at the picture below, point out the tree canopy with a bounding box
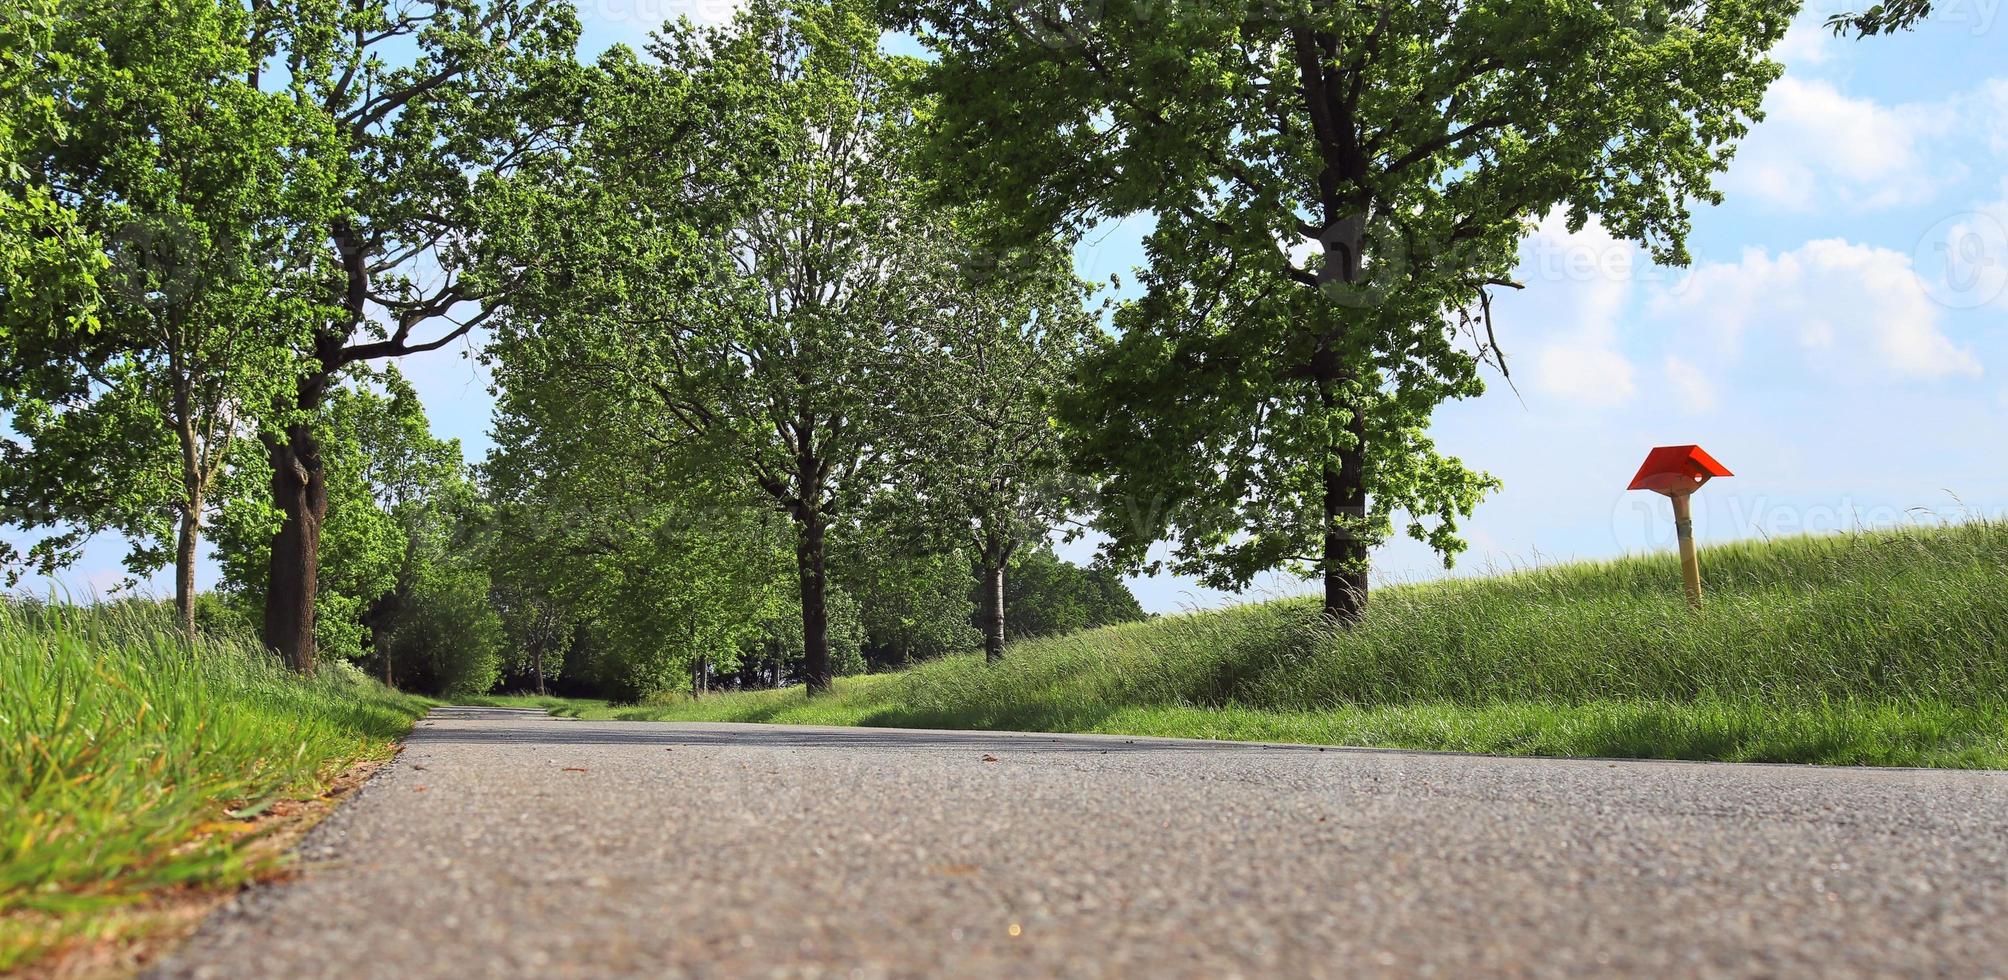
[0,0,325,631]
[892,0,1795,619]
[2,0,1800,703]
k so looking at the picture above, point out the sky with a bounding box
[18,1,2008,614]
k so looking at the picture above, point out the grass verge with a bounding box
[0,601,430,973]
[484,523,2008,768]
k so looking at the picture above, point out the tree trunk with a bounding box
[173,498,202,636]
[263,424,327,674]
[1320,399,1370,623]
[797,517,831,695]
[692,653,708,698]
[981,556,1006,665]
[1308,299,1370,624]
[532,642,545,695]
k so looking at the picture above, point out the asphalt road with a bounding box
[152,706,2008,978]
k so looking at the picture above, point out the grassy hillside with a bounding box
[0,602,429,971]
[509,522,2008,768]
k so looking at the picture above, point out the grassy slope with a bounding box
[0,603,430,970]
[499,523,2008,768]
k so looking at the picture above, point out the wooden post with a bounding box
[1671,492,1702,609]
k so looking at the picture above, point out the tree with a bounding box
[979,544,1145,641]
[242,0,580,672]
[0,0,324,631]
[376,487,506,697]
[489,0,940,694]
[836,521,978,670]
[213,366,459,667]
[900,233,1097,663]
[484,291,797,702]
[894,0,1794,621]
[482,500,578,695]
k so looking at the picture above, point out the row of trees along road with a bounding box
[2,0,576,665]
[3,0,1797,693]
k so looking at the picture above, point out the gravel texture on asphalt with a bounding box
[151,706,2008,978]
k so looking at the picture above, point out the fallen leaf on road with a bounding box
[563,767,588,772]
[413,787,427,793]
[933,863,980,877]
[981,754,999,762]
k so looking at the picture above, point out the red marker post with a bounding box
[1627,445,1733,609]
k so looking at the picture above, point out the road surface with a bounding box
[153,706,2008,978]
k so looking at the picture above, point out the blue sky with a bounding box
[19,2,2008,614]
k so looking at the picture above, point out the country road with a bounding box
[152,706,2008,978]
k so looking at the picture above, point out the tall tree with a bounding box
[374,475,506,697]
[245,0,579,672]
[902,236,1096,663]
[489,0,938,694]
[213,366,460,666]
[894,0,1794,621]
[0,0,325,631]
[481,499,579,695]
[484,258,797,702]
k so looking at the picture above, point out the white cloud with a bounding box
[1658,239,1981,382]
[1769,7,1838,70]
[1532,347,1637,406]
[584,0,742,29]
[1982,79,2008,156]
[1724,71,2008,214]
[1663,356,1719,413]
[1723,77,1961,212]
[1726,76,1959,212]
[1517,213,1642,406]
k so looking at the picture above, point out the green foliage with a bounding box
[487,0,968,692]
[599,511,795,700]
[892,222,1098,563]
[985,545,1147,640]
[0,0,328,600]
[0,599,427,970]
[212,366,472,668]
[0,0,104,342]
[836,523,979,667]
[589,523,2008,768]
[379,541,505,697]
[1826,0,1933,35]
[895,0,1796,610]
[481,500,577,693]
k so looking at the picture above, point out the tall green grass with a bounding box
[570,523,2008,767]
[0,600,428,969]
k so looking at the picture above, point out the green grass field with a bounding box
[0,602,429,971]
[485,523,2008,768]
